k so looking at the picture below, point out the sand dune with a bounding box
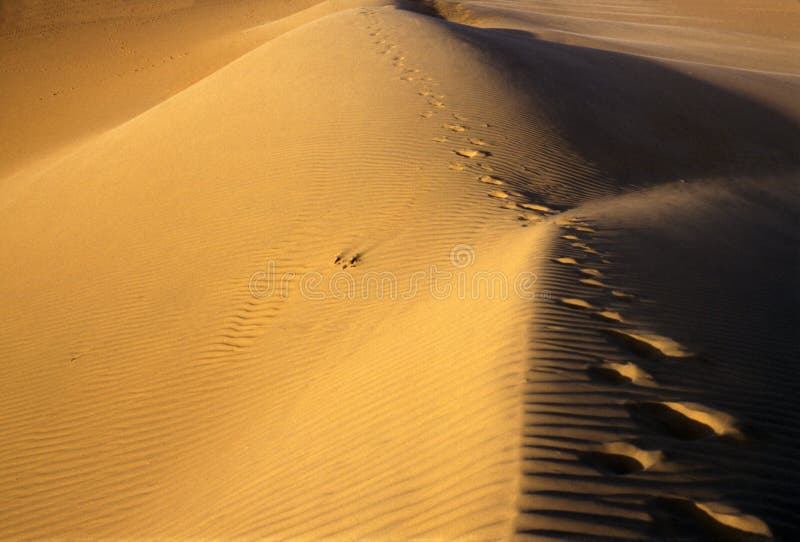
[1,0,798,540]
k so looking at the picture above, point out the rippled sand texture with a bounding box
[1,0,798,539]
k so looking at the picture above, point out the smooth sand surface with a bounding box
[1,0,798,540]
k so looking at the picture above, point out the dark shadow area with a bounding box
[626,402,716,441]
[399,2,800,189]
[397,5,800,540]
[580,450,645,475]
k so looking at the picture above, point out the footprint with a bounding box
[626,401,741,440]
[448,163,465,171]
[648,496,772,541]
[453,113,468,121]
[561,223,596,233]
[400,75,415,81]
[605,329,694,359]
[432,136,448,143]
[611,290,636,302]
[517,213,542,222]
[488,190,509,199]
[580,441,662,475]
[478,175,503,185]
[560,298,596,310]
[594,310,623,323]
[571,242,599,254]
[334,251,363,270]
[479,163,493,172]
[580,268,603,278]
[443,123,466,132]
[500,202,518,210]
[467,137,488,146]
[428,99,445,109]
[519,203,553,213]
[588,361,652,385]
[554,257,578,265]
[455,149,488,159]
[562,234,580,241]
[579,278,607,288]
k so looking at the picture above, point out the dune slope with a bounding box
[1,0,799,540]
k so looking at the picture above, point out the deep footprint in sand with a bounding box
[594,310,623,323]
[605,329,694,359]
[571,242,600,254]
[626,401,742,440]
[580,268,604,278]
[588,360,653,386]
[560,298,596,310]
[580,441,662,475]
[648,496,772,541]
[554,257,578,265]
[580,278,607,288]
[561,223,596,233]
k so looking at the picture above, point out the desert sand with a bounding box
[0,0,798,540]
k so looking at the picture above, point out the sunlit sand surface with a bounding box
[1,0,798,539]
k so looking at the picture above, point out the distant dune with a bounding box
[1,0,798,540]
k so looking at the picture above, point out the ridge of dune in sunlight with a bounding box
[1,0,799,540]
